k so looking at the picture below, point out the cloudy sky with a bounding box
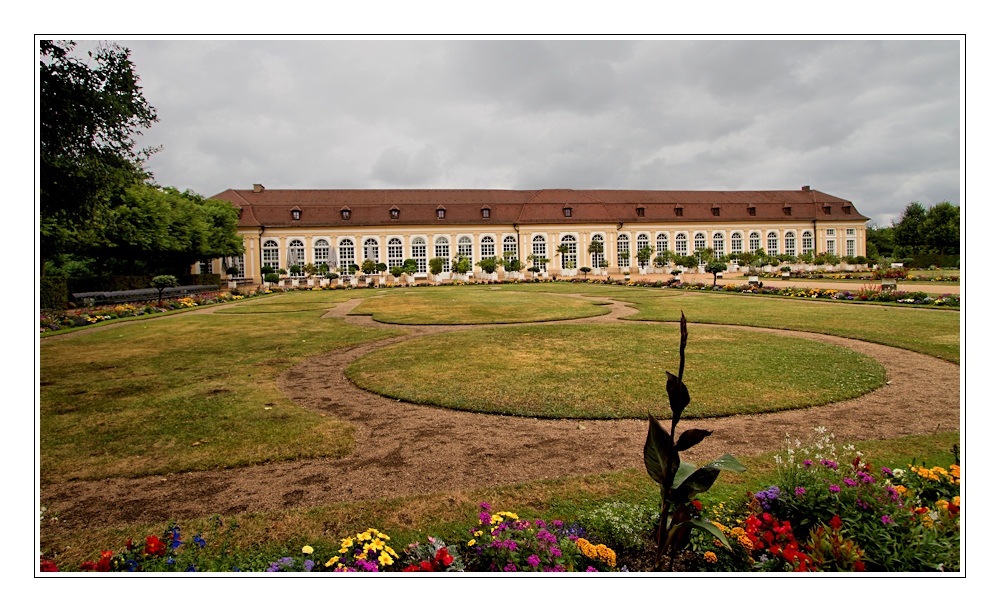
[104,39,958,227]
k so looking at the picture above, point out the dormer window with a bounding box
[748,206,756,217]
[636,206,645,217]
[390,207,399,220]
[291,208,301,220]
[823,206,832,215]
[437,207,446,220]
[482,207,490,219]
[843,205,852,214]
[563,207,572,218]
[711,206,720,217]
[674,207,683,217]
[783,205,792,216]
[341,208,351,220]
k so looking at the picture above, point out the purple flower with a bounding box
[802,460,813,467]
[550,547,562,557]
[304,560,315,571]
[552,520,563,528]
[479,511,491,525]
[534,519,547,528]
[821,460,838,470]
[536,530,558,544]
[794,487,806,496]
[503,563,517,572]
[859,472,875,485]
[527,555,540,567]
[844,478,858,487]
[480,502,491,512]
[830,485,841,493]
[881,467,893,477]
[881,515,894,525]
[544,565,567,572]
[586,566,599,572]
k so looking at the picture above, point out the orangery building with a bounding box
[200,186,868,283]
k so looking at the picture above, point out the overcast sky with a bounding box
[101,39,958,228]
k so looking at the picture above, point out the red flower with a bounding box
[39,559,59,572]
[144,535,166,557]
[434,547,454,568]
[830,515,842,530]
[691,500,703,511]
[853,560,866,572]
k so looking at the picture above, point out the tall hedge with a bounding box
[67,274,221,295]
[40,276,68,310]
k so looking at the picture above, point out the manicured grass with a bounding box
[346,324,885,418]
[41,431,958,570]
[350,287,610,324]
[216,288,381,314]
[40,308,402,483]
[619,291,960,363]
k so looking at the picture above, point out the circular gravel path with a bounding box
[40,295,959,532]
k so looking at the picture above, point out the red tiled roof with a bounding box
[208,188,866,228]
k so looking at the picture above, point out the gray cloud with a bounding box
[103,39,958,227]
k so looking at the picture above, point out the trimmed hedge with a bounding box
[907,254,960,269]
[68,274,221,295]
[40,276,68,310]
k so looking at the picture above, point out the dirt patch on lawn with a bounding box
[40,296,959,532]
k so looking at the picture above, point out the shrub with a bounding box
[264,273,280,283]
[581,501,658,553]
[40,275,68,310]
[428,257,445,275]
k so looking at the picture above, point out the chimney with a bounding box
[253,183,265,193]
[801,185,811,191]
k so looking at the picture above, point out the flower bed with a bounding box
[40,291,259,333]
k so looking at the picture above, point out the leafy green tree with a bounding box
[704,260,727,286]
[390,266,404,279]
[579,266,592,279]
[428,257,445,275]
[452,256,472,275]
[921,201,960,255]
[376,262,387,273]
[477,257,500,274]
[41,41,158,273]
[402,259,418,275]
[893,202,927,255]
[588,240,604,267]
[361,259,377,275]
[865,223,895,259]
[151,274,178,305]
[637,246,653,267]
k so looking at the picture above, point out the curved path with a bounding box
[40,295,959,532]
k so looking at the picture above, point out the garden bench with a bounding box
[72,285,221,306]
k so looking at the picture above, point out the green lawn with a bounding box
[41,430,958,570]
[351,287,610,324]
[40,306,401,483]
[346,324,885,418]
[216,288,381,314]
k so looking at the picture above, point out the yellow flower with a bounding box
[713,538,723,547]
[378,551,394,566]
[704,551,718,564]
[952,496,960,507]
[895,485,908,495]
[468,539,477,546]
[302,545,313,554]
[935,499,950,511]
[738,535,753,551]
[325,556,339,567]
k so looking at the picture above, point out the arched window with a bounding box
[656,233,670,257]
[713,232,725,255]
[749,232,761,252]
[388,237,403,269]
[262,239,279,272]
[730,232,743,254]
[636,233,650,265]
[590,234,605,268]
[338,238,356,270]
[363,238,379,263]
[458,236,473,265]
[802,231,814,254]
[314,239,330,268]
[767,231,779,256]
[503,235,518,261]
[480,235,496,260]
[675,233,688,256]
[287,239,305,275]
[435,236,451,272]
[617,234,630,268]
[694,232,706,253]
[411,237,427,273]
[560,234,577,269]
[532,235,547,271]
[784,231,796,256]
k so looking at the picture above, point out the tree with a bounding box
[579,266,592,279]
[428,257,445,275]
[865,223,895,259]
[921,201,960,255]
[151,274,178,305]
[361,259,377,275]
[588,240,604,268]
[402,259,418,276]
[453,255,472,275]
[893,202,927,255]
[41,41,158,272]
[637,246,653,267]
[705,260,727,286]
[555,244,571,271]
[477,257,500,274]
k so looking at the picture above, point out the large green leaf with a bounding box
[670,453,747,502]
[688,517,732,551]
[643,414,674,485]
[670,462,698,491]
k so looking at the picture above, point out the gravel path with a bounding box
[40,296,959,532]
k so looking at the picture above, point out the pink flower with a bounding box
[829,485,841,493]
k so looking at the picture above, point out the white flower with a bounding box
[813,426,827,434]
[893,468,905,478]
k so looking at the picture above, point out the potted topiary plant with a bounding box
[452,255,472,281]
[705,260,727,287]
[579,266,592,280]
[402,259,418,285]
[477,257,500,281]
[151,275,179,306]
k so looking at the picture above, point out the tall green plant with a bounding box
[644,313,746,570]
